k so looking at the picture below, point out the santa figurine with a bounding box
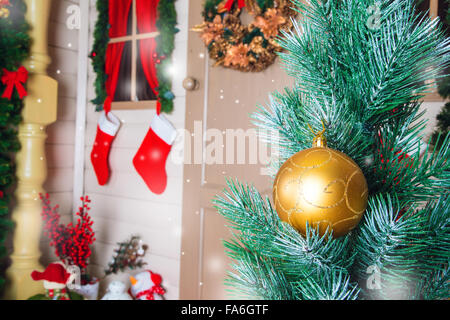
[129,270,165,300]
[31,262,73,300]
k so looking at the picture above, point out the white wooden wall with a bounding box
[40,0,80,263]
[83,0,188,300]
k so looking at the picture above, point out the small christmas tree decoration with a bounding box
[273,122,368,238]
[104,236,148,276]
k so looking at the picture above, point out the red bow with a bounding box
[152,285,165,296]
[224,0,246,11]
[135,285,165,300]
[1,66,28,100]
[136,289,155,300]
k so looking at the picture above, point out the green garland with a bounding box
[0,0,30,291]
[90,0,109,111]
[90,0,178,113]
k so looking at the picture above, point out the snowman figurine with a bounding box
[101,281,133,300]
[129,271,165,300]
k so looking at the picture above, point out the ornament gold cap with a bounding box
[308,121,327,148]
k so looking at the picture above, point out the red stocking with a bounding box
[91,111,121,186]
[133,114,177,194]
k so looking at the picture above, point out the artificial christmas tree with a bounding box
[215,0,450,300]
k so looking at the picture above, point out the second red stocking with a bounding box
[133,114,177,195]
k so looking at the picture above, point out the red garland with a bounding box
[1,66,28,100]
[40,194,96,273]
[224,0,246,11]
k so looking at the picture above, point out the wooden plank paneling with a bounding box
[47,191,74,216]
[50,0,80,25]
[91,216,181,260]
[87,193,182,227]
[84,169,183,205]
[55,97,77,121]
[47,121,76,145]
[44,168,74,193]
[48,22,79,51]
[48,47,79,74]
[46,144,75,168]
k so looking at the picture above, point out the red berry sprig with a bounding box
[40,194,96,274]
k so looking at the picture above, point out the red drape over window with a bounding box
[136,0,160,98]
[105,0,133,113]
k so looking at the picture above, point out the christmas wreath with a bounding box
[90,0,178,113]
[194,0,297,72]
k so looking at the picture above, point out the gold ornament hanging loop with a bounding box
[308,121,327,148]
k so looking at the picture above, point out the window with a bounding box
[107,0,160,110]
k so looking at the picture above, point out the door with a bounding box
[179,1,294,300]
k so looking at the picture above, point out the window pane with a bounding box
[126,5,133,36]
[114,41,132,102]
[136,40,157,101]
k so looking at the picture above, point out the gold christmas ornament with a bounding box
[273,123,368,238]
